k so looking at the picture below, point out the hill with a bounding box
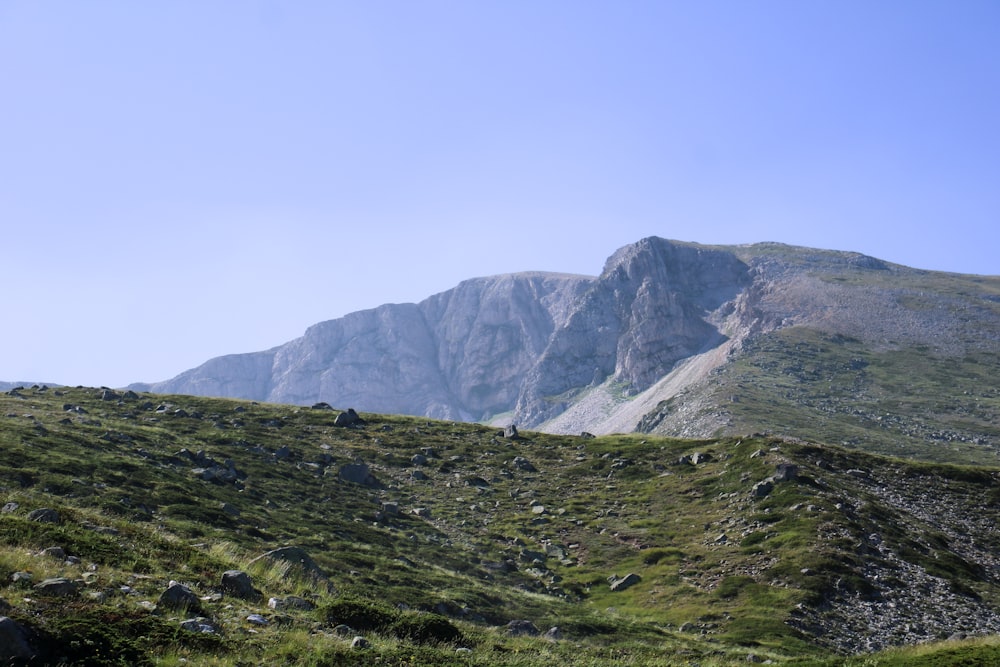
[3,385,1000,664]
[132,238,1000,466]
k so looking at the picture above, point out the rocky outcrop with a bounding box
[132,237,1000,440]
[135,239,753,429]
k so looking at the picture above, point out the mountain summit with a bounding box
[134,237,1000,463]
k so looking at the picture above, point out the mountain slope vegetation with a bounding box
[2,385,1000,665]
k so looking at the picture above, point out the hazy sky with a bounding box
[3,1,998,388]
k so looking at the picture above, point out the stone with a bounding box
[268,595,315,611]
[691,452,713,464]
[180,618,216,633]
[34,577,79,597]
[350,636,371,649]
[39,546,67,560]
[221,570,261,601]
[0,616,34,660]
[2,502,18,513]
[410,454,428,466]
[608,573,641,592]
[250,546,326,580]
[752,480,774,498]
[543,626,563,640]
[334,409,362,427]
[246,614,269,626]
[338,462,379,487]
[506,619,540,636]
[27,508,60,523]
[411,470,429,481]
[504,424,520,439]
[311,402,334,410]
[511,456,536,472]
[333,624,354,637]
[159,582,201,610]
[774,463,798,482]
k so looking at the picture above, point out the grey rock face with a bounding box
[139,236,997,441]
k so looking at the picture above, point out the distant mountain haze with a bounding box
[131,237,1000,459]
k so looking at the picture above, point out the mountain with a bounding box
[4,385,1000,664]
[134,237,1000,465]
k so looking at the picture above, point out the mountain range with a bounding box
[132,237,1000,465]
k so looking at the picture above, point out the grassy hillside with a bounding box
[2,385,1000,665]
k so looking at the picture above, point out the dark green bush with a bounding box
[391,612,463,644]
[321,597,399,631]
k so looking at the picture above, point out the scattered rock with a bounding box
[246,614,269,626]
[268,595,315,611]
[34,577,79,597]
[2,502,18,513]
[608,573,641,592]
[332,624,355,637]
[27,508,60,524]
[311,402,334,410]
[338,462,380,488]
[350,636,371,649]
[0,616,34,660]
[411,454,428,466]
[511,456,536,472]
[221,570,261,601]
[159,582,201,610]
[334,409,364,427]
[544,626,563,640]
[39,546,67,560]
[774,463,798,482]
[506,619,540,636]
[503,424,520,439]
[752,480,774,498]
[250,546,326,580]
[180,617,216,633]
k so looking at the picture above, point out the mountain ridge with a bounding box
[129,237,1000,464]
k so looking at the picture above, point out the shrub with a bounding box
[391,612,463,644]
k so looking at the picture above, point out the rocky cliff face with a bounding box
[134,237,1000,450]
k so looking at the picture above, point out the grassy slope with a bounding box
[1,386,999,665]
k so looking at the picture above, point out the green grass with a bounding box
[0,385,999,664]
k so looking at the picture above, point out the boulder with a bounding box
[0,616,34,660]
[608,573,641,592]
[511,457,536,472]
[351,636,371,649]
[34,577,79,597]
[180,617,216,633]
[39,546,67,560]
[338,462,379,487]
[27,508,60,524]
[221,570,261,601]
[503,424,520,439]
[250,546,326,580]
[752,480,774,498]
[774,463,798,482]
[268,595,316,611]
[506,619,540,636]
[334,409,363,427]
[158,582,201,610]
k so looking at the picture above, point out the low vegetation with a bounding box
[1,385,1000,664]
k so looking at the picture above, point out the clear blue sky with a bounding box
[3,1,998,388]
